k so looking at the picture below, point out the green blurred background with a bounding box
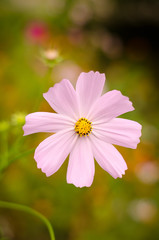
[0,0,159,239]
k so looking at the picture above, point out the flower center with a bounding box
[75,118,92,137]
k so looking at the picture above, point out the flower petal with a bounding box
[90,135,127,179]
[23,112,74,136]
[76,71,105,116]
[67,137,95,188]
[43,79,79,119]
[88,90,134,122]
[93,118,142,149]
[34,130,77,177]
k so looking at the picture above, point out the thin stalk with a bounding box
[0,132,9,169]
[0,148,35,176]
[10,148,35,163]
[33,66,53,112]
[0,201,55,240]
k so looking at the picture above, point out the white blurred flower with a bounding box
[128,199,157,223]
[41,49,63,68]
[42,49,59,60]
[135,161,159,184]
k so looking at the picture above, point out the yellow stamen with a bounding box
[75,118,92,137]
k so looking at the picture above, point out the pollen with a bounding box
[75,118,92,137]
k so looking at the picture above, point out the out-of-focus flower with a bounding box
[0,121,10,132]
[135,161,159,184]
[128,199,157,223]
[25,22,49,44]
[0,217,14,239]
[67,28,84,45]
[101,33,123,59]
[91,0,116,20]
[23,71,142,188]
[43,49,59,60]
[41,49,63,68]
[70,1,92,26]
[54,60,82,86]
[91,31,123,59]
[11,112,26,126]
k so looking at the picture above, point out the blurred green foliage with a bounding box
[0,0,159,240]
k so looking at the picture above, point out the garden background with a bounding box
[0,0,159,239]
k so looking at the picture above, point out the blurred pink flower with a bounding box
[25,22,49,44]
[23,71,142,188]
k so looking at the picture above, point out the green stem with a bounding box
[0,148,35,175]
[0,201,55,240]
[1,132,9,169]
[10,148,35,163]
[33,66,53,112]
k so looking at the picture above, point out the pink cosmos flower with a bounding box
[23,71,142,188]
[25,22,49,44]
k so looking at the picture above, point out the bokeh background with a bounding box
[0,0,159,239]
